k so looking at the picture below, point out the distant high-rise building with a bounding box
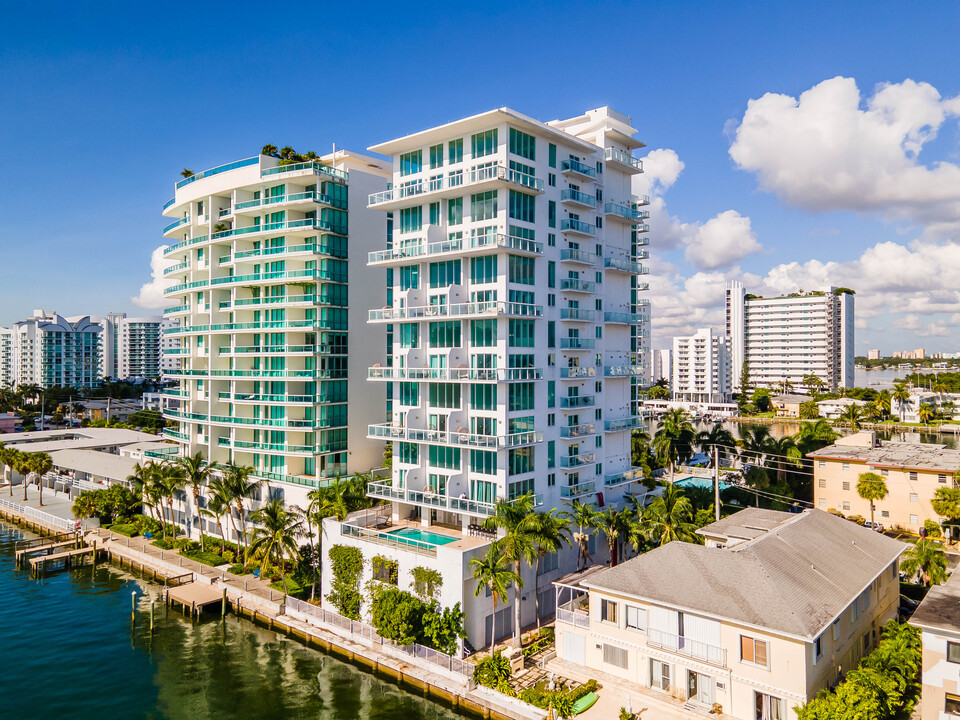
[0,328,13,388]
[96,313,164,380]
[651,348,672,384]
[7,310,102,389]
[672,328,731,403]
[726,282,854,391]
[867,349,881,361]
[159,318,180,378]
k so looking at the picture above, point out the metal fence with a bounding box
[283,596,471,677]
[0,497,76,531]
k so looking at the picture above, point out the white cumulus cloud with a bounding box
[132,245,176,309]
[729,76,960,232]
[682,210,762,271]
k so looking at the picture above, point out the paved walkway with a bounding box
[1,483,76,520]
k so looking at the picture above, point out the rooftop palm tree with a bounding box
[223,462,261,553]
[892,382,911,423]
[857,472,888,529]
[484,493,537,647]
[528,509,572,629]
[652,408,694,478]
[593,506,634,566]
[261,144,278,157]
[180,168,194,178]
[176,452,217,550]
[470,544,520,652]
[640,483,699,546]
[570,499,600,571]
[246,498,303,595]
[28,452,52,506]
[901,537,947,587]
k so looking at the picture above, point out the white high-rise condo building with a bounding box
[96,313,165,380]
[4,310,103,389]
[322,106,651,650]
[726,282,855,392]
[159,318,181,378]
[159,151,391,533]
[650,347,671,384]
[672,328,731,404]
[0,328,13,388]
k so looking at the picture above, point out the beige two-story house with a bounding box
[553,509,904,720]
[808,432,960,533]
[911,570,960,720]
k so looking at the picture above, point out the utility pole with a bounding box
[713,445,720,522]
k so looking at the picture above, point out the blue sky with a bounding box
[1,0,958,353]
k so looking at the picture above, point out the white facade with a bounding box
[727,282,855,392]
[159,318,180,377]
[324,106,650,650]
[650,347,671,384]
[96,313,164,380]
[158,151,391,534]
[6,310,103,389]
[0,328,13,388]
[671,328,731,404]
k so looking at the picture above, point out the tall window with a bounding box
[471,384,495,410]
[509,447,534,475]
[428,445,460,470]
[470,450,496,475]
[471,319,497,347]
[548,200,556,228]
[448,197,463,225]
[399,150,422,176]
[471,129,498,158]
[509,319,535,347]
[429,144,443,169]
[509,190,536,223]
[429,321,461,347]
[509,128,536,160]
[428,383,461,408]
[548,143,557,168]
[448,138,463,164]
[509,256,535,285]
[399,264,419,290]
[429,201,440,225]
[398,323,419,348]
[471,190,498,221]
[509,382,534,411]
[471,255,497,284]
[399,206,422,233]
[429,260,461,288]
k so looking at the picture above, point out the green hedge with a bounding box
[181,549,227,567]
[110,523,138,537]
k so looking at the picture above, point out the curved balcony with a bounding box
[367,366,542,382]
[368,232,542,266]
[233,190,346,214]
[220,242,332,265]
[163,216,191,237]
[369,301,541,323]
[560,189,597,209]
[560,218,596,238]
[218,294,322,311]
[261,159,348,182]
[218,392,314,405]
[163,261,191,276]
[217,437,315,456]
[211,218,342,242]
[164,368,325,380]
[164,319,337,336]
[167,409,318,431]
[163,234,209,257]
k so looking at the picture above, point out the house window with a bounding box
[740,636,769,668]
[600,599,618,624]
[948,642,960,664]
[755,693,785,720]
[910,471,918,481]
[881,510,889,518]
[448,139,463,164]
[832,619,840,641]
[842,463,850,471]
[910,514,919,525]
[649,659,671,691]
[818,479,826,488]
[842,481,850,491]
[814,635,823,663]
[819,499,826,508]
[625,605,647,632]
[880,468,889,476]
[471,129,498,158]
[819,460,825,468]
[842,501,851,511]
[910,493,919,503]
[602,644,628,669]
[940,474,948,483]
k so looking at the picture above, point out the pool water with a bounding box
[674,475,730,491]
[387,527,458,546]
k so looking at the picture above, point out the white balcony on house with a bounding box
[646,628,727,668]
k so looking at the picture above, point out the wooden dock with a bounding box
[166,578,225,619]
[15,533,83,569]
[29,546,95,576]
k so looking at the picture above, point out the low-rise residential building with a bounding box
[911,570,960,720]
[771,393,810,418]
[553,508,904,720]
[809,432,960,532]
[815,397,868,419]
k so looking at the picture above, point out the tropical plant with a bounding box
[25,452,51,506]
[901,537,947,586]
[246,498,304,595]
[802,373,825,395]
[918,403,936,426]
[652,408,695,477]
[473,650,511,687]
[838,404,863,430]
[696,424,737,463]
[892,382,911,422]
[180,168,194,178]
[932,486,960,536]
[857,472,888,529]
[470,544,520,651]
[799,400,820,419]
[484,494,537,646]
[528,509,572,629]
[639,482,699,546]
[176,452,216,550]
[593,506,634,566]
[793,419,838,454]
[570,499,600,571]
[223,462,260,553]
[326,544,364,619]
[261,144,278,157]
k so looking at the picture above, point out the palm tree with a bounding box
[630,427,651,467]
[202,478,232,553]
[157,462,187,536]
[246,498,303,595]
[652,408,694,478]
[470,544,520,651]
[484,494,537,646]
[16,450,32,502]
[0,444,15,495]
[28,452,52,506]
[640,483,699,546]
[570,500,600,571]
[901,537,947,587]
[528,509,572,629]
[838,404,863,430]
[593,506,634,566]
[802,374,825,395]
[696,424,737,465]
[261,144,278,157]
[143,462,168,535]
[764,436,802,488]
[892,382,911,423]
[932,486,960,541]
[180,168,194,178]
[175,452,216,550]
[224,462,261,553]
[857,472,888,529]
[793,419,838,454]
[919,403,936,427]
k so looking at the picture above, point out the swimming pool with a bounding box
[674,475,731,491]
[386,527,459,546]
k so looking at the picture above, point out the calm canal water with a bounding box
[0,522,459,720]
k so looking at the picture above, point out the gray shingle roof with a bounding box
[696,508,794,542]
[911,571,960,635]
[583,509,906,639]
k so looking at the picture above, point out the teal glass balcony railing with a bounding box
[559,337,595,350]
[560,278,596,293]
[560,395,595,408]
[560,248,598,265]
[560,159,597,179]
[559,366,596,379]
[604,148,643,172]
[560,218,595,236]
[175,156,259,189]
[560,482,596,498]
[604,416,644,432]
[560,189,597,208]
[560,453,596,468]
[559,308,596,321]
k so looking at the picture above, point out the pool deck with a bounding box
[381,517,492,551]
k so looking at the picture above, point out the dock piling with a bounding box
[150,600,155,632]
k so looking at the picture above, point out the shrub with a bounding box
[173,538,196,551]
[326,545,364,620]
[474,651,511,688]
[152,538,175,550]
[496,680,515,697]
[540,626,555,643]
[134,515,161,535]
[110,523,138,537]
[567,679,599,703]
[228,564,250,575]
[181,549,226,567]
[924,519,943,537]
[222,550,235,564]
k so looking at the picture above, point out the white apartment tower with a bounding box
[97,313,165,380]
[159,318,181,378]
[672,328,731,403]
[651,347,672,384]
[0,329,12,388]
[8,310,103,389]
[323,107,650,649]
[726,282,855,392]
[159,151,390,518]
